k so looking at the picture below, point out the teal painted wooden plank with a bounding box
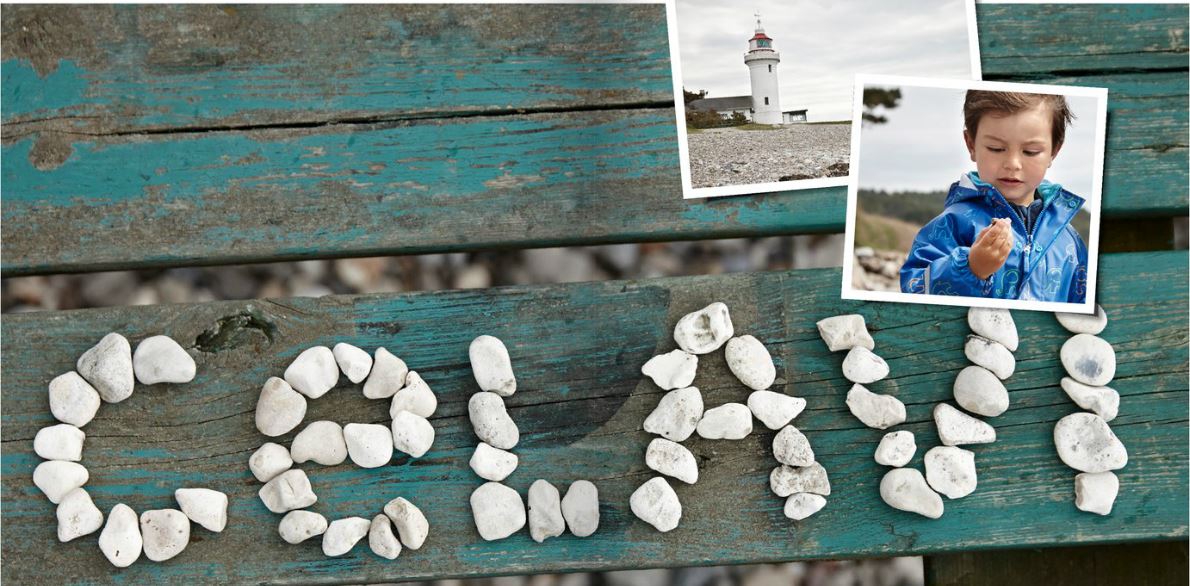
[1,4,1186,276]
[1,4,673,130]
[2,251,1186,584]
[0,108,848,276]
[977,4,1188,74]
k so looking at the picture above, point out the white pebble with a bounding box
[279,510,327,544]
[770,463,830,497]
[291,420,348,465]
[469,335,517,397]
[322,517,370,557]
[33,460,88,503]
[842,346,889,384]
[673,302,734,355]
[964,335,1015,380]
[140,509,190,562]
[924,446,977,499]
[845,384,906,430]
[369,514,402,559]
[1075,471,1119,515]
[879,468,943,519]
[696,403,753,440]
[772,425,815,467]
[630,477,681,532]
[56,487,103,542]
[469,442,519,482]
[34,424,84,462]
[468,392,520,450]
[1054,412,1128,473]
[389,371,437,418]
[98,503,142,567]
[391,410,435,458]
[48,372,101,428]
[967,307,1018,352]
[255,377,307,438]
[641,349,698,390]
[470,481,526,541]
[642,386,703,442]
[1060,334,1116,387]
[1056,304,1108,335]
[645,438,699,484]
[175,488,228,532]
[383,497,430,550]
[1060,377,1120,421]
[529,479,566,543]
[953,365,1010,417]
[934,403,996,446]
[284,346,339,399]
[344,423,394,468]
[816,314,874,352]
[259,469,318,513]
[363,347,408,399]
[783,493,827,521]
[249,442,293,483]
[725,335,776,390]
[874,431,916,467]
[77,333,134,403]
[133,335,196,385]
[333,342,373,384]
[561,480,599,537]
[747,390,806,430]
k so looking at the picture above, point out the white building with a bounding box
[744,17,781,124]
[687,16,808,125]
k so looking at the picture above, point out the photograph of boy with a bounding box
[901,91,1087,302]
[845,79,1104,310]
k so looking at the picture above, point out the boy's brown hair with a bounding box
[963,91,1075,149]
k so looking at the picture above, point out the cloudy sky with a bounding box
[857,85,1101,209]
[676,0,975,122]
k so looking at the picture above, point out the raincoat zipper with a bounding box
[986,187,1049,287]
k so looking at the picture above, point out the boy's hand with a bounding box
[968,218,1013,280]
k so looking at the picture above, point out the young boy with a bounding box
[900,90,1088,303]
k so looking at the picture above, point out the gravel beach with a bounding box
[688,123,852,188]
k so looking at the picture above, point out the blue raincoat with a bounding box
[900,172,1088,303]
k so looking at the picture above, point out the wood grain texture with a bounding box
[2,251,1185,584]
[925,541,1189,586]
[2,4,1187,276]
[0,4,675,131]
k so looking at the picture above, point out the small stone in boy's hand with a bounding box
[970,220,1014,280]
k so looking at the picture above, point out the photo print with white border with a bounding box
[842,74,1107,314]
[670,0,981,199]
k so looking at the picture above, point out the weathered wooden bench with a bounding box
[2,4,1186,585]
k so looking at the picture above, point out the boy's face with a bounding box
[964,104,1061,205]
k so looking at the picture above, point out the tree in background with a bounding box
[683,87,747,129]
[862,87,902,125]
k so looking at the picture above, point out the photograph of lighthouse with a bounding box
[672,0,980,199]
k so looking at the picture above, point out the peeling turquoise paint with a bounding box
[2,15,671,127]
[1,59,93,118]
[2,113,675,213]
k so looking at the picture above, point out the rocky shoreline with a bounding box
[851,247,909,293]
[688,123,852,188]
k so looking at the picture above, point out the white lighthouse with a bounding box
[743,14,781,125]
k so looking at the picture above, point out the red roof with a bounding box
[750,32,772,41]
